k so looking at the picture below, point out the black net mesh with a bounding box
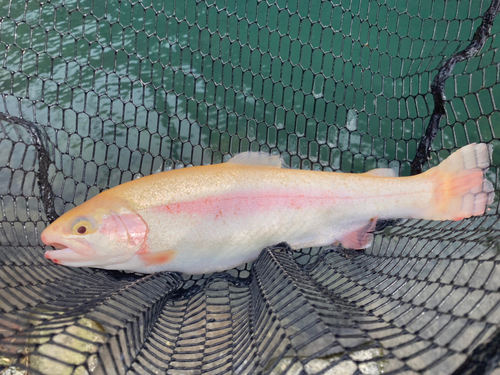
[1,0,500,374]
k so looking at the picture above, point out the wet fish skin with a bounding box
[41,143,494,274]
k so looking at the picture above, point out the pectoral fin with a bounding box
[138,250,176,265]
[339,217,378,249]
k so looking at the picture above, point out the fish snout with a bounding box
[40,227,50,246]
[41,227,67,250]
[41,225,64,246]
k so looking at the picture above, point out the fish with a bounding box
[41,143,495,274]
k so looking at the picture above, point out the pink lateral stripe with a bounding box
[149,189,340,218]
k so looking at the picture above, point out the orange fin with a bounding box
[339,217,378,249]
[424,143,494,221]
[138,250,176,266]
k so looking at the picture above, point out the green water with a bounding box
[0,0,498,203]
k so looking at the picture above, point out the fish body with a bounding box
[41,143,494,274]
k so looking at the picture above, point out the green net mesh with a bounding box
[1,0,500,373]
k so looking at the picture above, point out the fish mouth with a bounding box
[44,248,102,267]
[42,237,113,267]
[41,227,96,256]
[43,240,92,255]
[46,243,68,250]
[44,248,131,268]
[45,248,78,264]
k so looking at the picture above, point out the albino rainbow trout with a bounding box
[41,143,494,274]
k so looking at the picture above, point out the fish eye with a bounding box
[72,219,93,235]
[76,226,87,234]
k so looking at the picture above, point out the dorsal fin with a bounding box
[362,168,397,177]
[227,152,283,168]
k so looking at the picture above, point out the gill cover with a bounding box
[99,209,148,249]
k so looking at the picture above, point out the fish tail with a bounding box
[423,143,494,221]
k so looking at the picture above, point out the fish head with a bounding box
[41,194,148,268]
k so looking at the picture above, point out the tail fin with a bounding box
[423,143,494,221]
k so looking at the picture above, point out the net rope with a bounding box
[1,0,500,374]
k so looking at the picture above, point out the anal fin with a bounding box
[339,217,378,249]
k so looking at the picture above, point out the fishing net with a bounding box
[1,0,500,373]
